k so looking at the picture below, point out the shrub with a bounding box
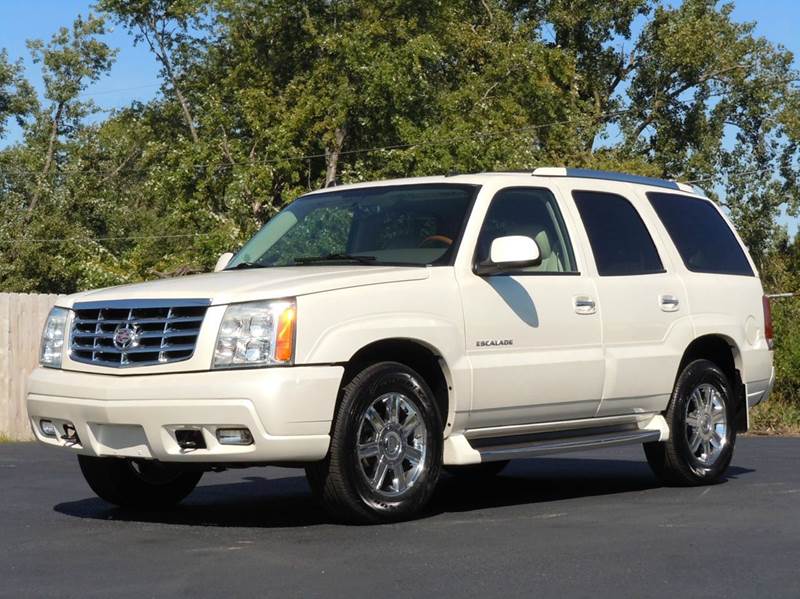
[750,298,800,434]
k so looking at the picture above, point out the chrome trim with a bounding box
[474,429,661,462]
[684,383,729,466]
[72,298,211,311]
[69,298,210,368]
[73,315,204,326]
[356,392,427,498]
[464,413,654,440]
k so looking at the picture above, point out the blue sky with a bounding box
[1,0,798,234]
[0,0,160,122]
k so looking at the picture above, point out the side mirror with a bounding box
[214,252,234,272]
[475,235,541,275]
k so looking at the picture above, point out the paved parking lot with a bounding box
[1,437,799,598]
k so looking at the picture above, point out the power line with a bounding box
[0,108,631,177]
[1,164,790,244]
[686,167,775,184]
[78,83,161,98]
[0,232,215,244]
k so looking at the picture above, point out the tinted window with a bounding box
[573,190,664,276]
[648,192,753,276]
[476,187,577,273]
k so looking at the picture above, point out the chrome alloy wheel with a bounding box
[356,392,427,498]
[684,383,729,467]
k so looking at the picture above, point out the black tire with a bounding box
[306,361,443,524]
[644,359,737,486]
[445,460,509,480]
[78,455,202,509]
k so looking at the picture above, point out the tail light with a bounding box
[763,295,774,350]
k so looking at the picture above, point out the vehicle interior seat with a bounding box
[532,228,563,272]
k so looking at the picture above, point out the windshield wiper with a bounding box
[225,261,268,270]
[294,253,378,265]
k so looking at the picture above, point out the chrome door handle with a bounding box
[660,294,680,312]
[574,296,597,315]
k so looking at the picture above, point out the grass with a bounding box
[0,432,34,443]
[749,398,800,436]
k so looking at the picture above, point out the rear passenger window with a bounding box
[647,192,753,276]
[573,190,664,276]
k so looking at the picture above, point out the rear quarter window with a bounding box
[647,192,754,276]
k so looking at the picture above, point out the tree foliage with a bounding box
[0,49,37,139]
[0,0,798,292]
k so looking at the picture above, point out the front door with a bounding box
[458,186,605,429]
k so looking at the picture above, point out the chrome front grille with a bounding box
[70,299,210,368]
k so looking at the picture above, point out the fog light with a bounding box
[216,428,253,446]
[40,420,57,437]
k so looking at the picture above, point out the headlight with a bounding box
[213,299,296,369]
[40,307,70,368]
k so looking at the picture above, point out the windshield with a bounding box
[227,183,478,268]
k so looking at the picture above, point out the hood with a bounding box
[61,265,430,307]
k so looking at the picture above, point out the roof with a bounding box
[304,168,702,196]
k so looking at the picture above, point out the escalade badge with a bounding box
[476,339,513,347]
[113,323,141,350]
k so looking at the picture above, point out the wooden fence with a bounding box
[0,293,62,441]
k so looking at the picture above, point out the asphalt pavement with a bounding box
[1,437,798,598]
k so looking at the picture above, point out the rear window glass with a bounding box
[647,192,753,276]
[573,190,664,276]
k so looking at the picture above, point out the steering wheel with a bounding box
[418,235,453,249]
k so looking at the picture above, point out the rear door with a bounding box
[646,191,773,390]
[566,185,692,417]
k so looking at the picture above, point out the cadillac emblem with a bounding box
[112,323,141,350]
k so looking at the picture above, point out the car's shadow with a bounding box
[53,458,755,528]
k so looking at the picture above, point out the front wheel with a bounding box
[306,361,443,524]
[644,359,736,485]
[78,455,202,509]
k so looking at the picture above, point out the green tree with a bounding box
[0,49,37,139]
[510,0,800,266]
[24,14,117,213]
[1,0,798,291]
[97,0,208,143]
[618,0,799,263]
[0,15,119,292]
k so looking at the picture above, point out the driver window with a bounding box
[476,187,578,273]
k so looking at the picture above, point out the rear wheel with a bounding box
[306,361,443,524]
[78,455,202,509]
[644,359,736,485]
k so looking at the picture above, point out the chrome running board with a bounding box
[472,428,662,462]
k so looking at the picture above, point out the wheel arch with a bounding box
[677,334,747,431]
[338,338,454,434]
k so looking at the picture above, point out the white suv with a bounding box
[27,168,775,523]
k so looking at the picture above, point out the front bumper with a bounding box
[26,365,344,463]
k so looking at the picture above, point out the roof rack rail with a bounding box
[532,167,696,193]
